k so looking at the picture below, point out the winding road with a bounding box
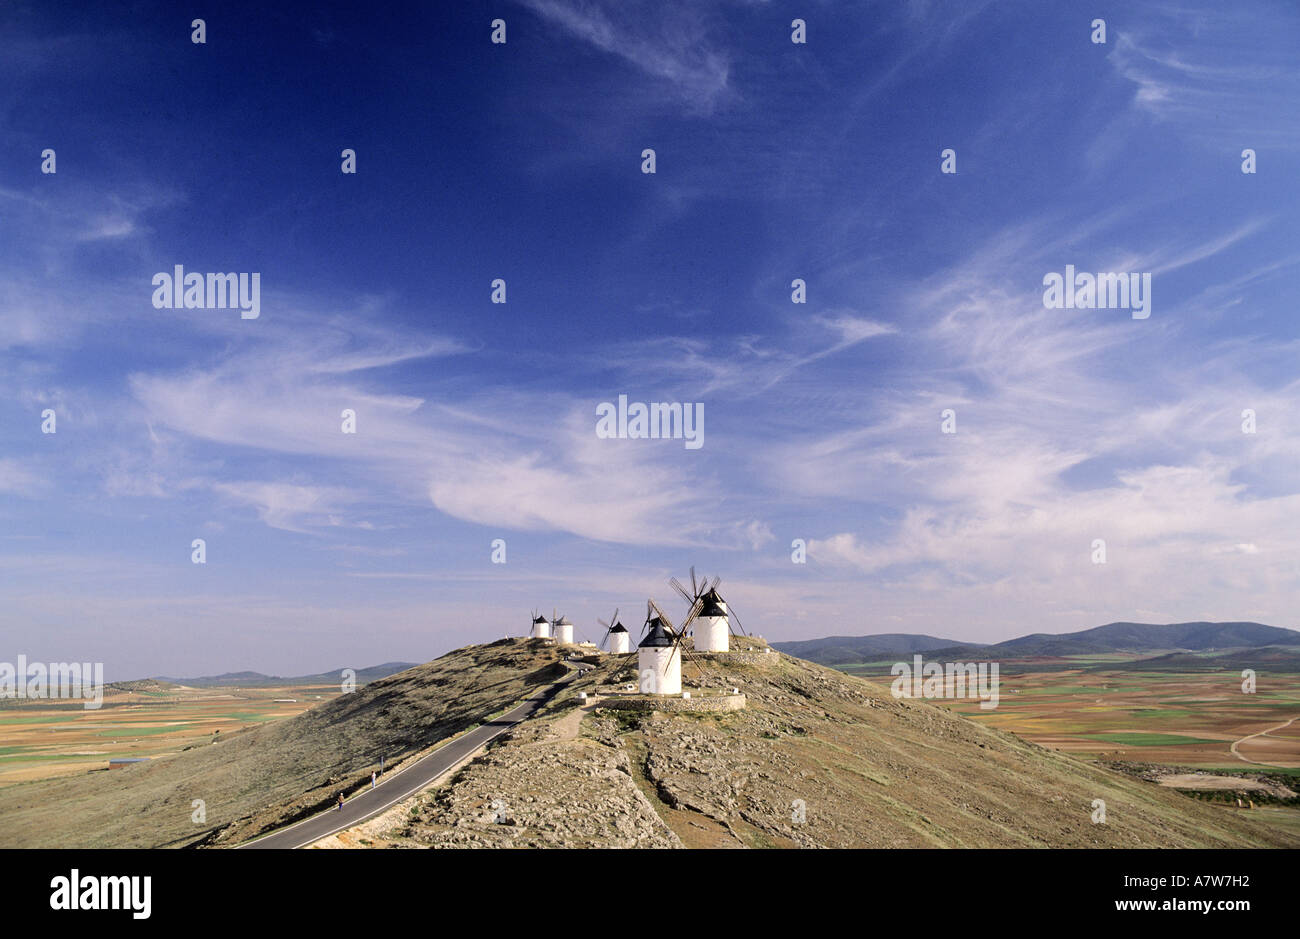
[238,664,586,849]
[1229,715,1298,766]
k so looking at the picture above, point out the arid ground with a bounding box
[3,642,1297,848]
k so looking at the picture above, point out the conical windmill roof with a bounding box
[639,618,674,648]
[609,622,628,633]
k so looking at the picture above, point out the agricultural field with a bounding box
[843,655,1300,769]
[0,680,344,786]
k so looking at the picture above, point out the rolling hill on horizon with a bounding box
[152,662,419,688]
[773,621,1300,666]
[767,633,980,666]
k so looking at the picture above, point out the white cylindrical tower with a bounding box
[532,615,551,639]
[694,596,729,653]
[556,617,574,644]
[638,618,681,695]
[608,623,630,654]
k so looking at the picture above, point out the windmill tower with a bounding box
[635,597,703,695]
[670,567,742,654]
[694,588,729,653]
[530,610,551,640]
[554,614,575,645]
[637,609,682,695]
[598,609,631,654]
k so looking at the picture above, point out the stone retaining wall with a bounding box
[594,693,746,713]
[707,650,778,666]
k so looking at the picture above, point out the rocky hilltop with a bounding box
[327,639,1299,848]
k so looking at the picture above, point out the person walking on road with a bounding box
[371,771,377,790]
[337,792,344,811]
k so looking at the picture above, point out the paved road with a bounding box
[239,664,586,849]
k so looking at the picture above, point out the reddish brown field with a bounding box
[847,657,1300,770]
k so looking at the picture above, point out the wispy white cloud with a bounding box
[213,481,361,533]
[1108,19,1300,149]
[519,0,732,112]
[126,311,733,548]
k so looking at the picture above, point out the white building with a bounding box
[638,617,681,695]
[694,594,729,653]
[608,621,630,654]
[531,614,551,640]
[555,616,575,645]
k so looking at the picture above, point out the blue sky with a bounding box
[2,1,1298,679]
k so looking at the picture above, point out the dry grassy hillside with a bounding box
[380,641,1299,848]
[5,637,1295,849]
[0,640,567,848]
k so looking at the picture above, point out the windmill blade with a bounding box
[667,632,686,669]
[669,577,694,605]
[729,604,748,637]
[647,595,676,632]
[678,596,704,633]
[677,639,711,681]
[690,566,699,597]
[599,608,619,649]
[709,576,720,593]
[665,608,691,665]
[668,613,706,676]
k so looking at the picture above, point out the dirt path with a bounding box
[545,698,599,742]
[1230,716,1298,766]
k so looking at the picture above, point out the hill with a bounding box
[105,678,180,694]
[1099,647,1300,672]
[154,661,419,687]
[777,621,1300,665]
[976,621,1300,658]
[769,633,974,665]
[312,643,1298,849]
[4,638,1294,849]
[0,642,564,848]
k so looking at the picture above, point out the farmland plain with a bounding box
[0,679,344,786]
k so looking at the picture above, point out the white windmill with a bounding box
[637,611,681,695]
[598,609,630,654]
[634,598,704,695]
[554,613,575,645]
[669,567,747,654]
[530,610,551,640]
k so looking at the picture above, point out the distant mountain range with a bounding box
[772,621,1300,666]
[768,633,975,666]
[154,662,418,687]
